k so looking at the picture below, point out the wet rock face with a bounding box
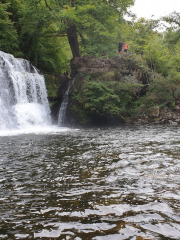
[45,74,69,100]
[70,57,117,77]
[45,74,69,123]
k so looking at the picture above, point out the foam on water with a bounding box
[0,125,74,136]
[58,79,72,126]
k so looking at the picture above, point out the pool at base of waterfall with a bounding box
[0,125,180,240]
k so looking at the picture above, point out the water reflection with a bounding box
[0,125,180,239]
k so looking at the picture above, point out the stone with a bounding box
[172,113,178,120]
[148,106,160,118]
[163,112,172,120]
[174,105,180,110]
[169,121,178,125]
[139,104,146,113]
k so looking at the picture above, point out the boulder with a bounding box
[163,112,172,120]
[148,106,160,118]
[174,105,180,110]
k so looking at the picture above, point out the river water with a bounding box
[0,125,180,240]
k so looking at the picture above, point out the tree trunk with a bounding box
[66,25,80,58]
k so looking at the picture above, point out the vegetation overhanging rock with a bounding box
[65,56,180,126]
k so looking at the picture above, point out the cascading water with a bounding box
[58,79,72,126]
[0,51,51,131]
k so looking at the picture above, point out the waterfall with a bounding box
[58,79,72,126]
[0,51,51,130]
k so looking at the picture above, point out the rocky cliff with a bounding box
[46,56,180,126]
[67,56,151,126]
[69,56,180,126]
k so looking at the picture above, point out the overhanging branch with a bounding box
[44,0,52,11]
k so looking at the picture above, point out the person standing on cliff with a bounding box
[129,50,133,56]
[118,40,123,57]
[123,42,129,56]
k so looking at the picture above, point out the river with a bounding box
[0,125,180,240]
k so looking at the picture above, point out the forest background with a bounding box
[1,0,180,124]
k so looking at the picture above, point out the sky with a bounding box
[129,0,180,19]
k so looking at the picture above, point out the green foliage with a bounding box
[17,0,70,72]
[143,36,170,76]
[144,78,173,107]
[70,105,89,124]
[134,72,180,110]
[0,2,19,54]
[72,68,146,121]
[120,18,159,55]
[0,0,135,72]
[83,81,121,116]
[45,75,61,98]
[34,37,70,73]
[20,0,135,58]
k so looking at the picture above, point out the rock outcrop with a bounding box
[70,56,151,85]
[45,74,69,123]
[71,57,117,76]
[68,56,153,126]
[46,56,180,126]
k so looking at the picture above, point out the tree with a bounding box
[162,12,180,47]
[0,0,135,72]
[0,2,19,54]
[163,11,180,27]
[143,36,170,75]
[20,0,135,58]
[120,18,160,55]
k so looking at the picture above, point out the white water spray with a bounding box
[58,79,72,126]
[0,51,51,130]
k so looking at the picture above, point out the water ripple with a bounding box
[0,125,180,239]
